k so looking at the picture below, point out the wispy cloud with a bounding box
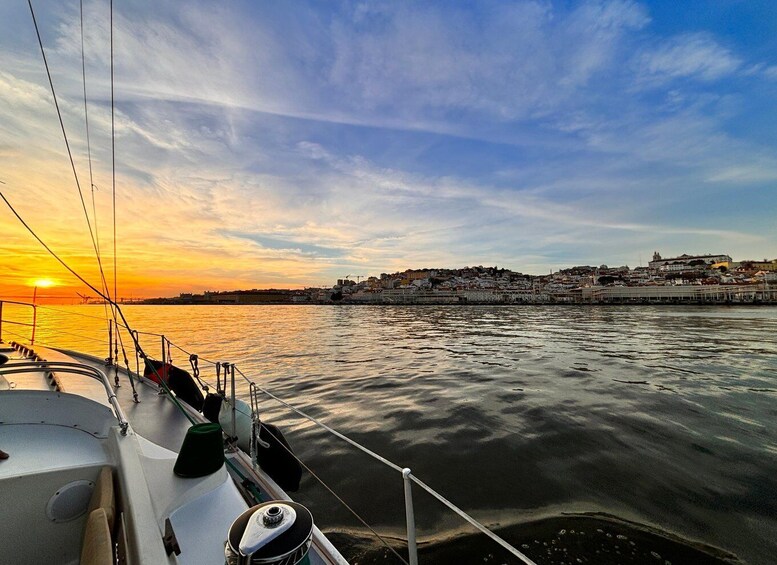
[0,0,775,297]
[636,33,741,83]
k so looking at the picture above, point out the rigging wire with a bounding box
[0,191,144,372]
[31,306,219,367]
[15,7,533,562]
[235,366,403,473]
[111,0,118,307]
[29,326,110,345]
[0,189,172,406]
[35,304,112,320]
[79,0,97,221]
[113,322,139,400]
[0,328,31,342]
[167,340,219,366]
[1,192,105,302]
[79,0,111,330]
[27,0,112,306]
[21,2,185,409]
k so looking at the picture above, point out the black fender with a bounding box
[202,393,223,423]
[257,423,302,492]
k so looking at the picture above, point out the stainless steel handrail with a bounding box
[0,359,129,435]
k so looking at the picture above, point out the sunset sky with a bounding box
[1,1,775,301]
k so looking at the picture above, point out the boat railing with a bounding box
[117,329,537,564]
[116,329,538,565]
[0,300,37,345]
[0,302,536,564]
[237,367,536,565]
[0,355,129,435]
[0,300,117,354]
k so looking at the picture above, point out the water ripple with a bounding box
[29,303,777,565]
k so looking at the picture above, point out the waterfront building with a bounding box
[460,290,501,303]
[649,252,732,272]
[208,290,294,304]
[582,284,775,303]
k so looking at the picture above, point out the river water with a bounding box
[14,304,777,564]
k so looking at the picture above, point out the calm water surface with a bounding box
[14,304,777,564]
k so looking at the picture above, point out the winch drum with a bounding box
[224,501,313,565]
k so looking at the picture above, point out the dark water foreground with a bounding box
[27,304,777,564]
[329,513,738,564]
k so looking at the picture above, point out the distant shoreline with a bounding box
[128,301,777,307]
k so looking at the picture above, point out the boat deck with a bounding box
[53,347,192,453]
[0,423,108,480]
[62,349,349,564]
[2,342,347,565]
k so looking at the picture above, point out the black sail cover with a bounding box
[257,423,302,492]
[144,359,205,411]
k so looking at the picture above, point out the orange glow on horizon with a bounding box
[1,249,315,304]
[0,128,333,299]
[1,178,324,303]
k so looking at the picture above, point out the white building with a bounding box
[648,252,731,272]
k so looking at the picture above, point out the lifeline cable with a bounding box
[237,367,538,565]
[254,422,409,565]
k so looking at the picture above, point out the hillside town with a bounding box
[143,252,777,305]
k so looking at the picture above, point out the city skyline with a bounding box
[39,252,777,305]
[1,1,776,301]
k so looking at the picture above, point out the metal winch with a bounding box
[225,501,313,565]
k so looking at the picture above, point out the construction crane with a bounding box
[76,292,93,304]
[343,274,366,285]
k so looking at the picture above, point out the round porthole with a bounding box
[46,480,95,522]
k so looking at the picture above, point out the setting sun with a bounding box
[31,278,56,288]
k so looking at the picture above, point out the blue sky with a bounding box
[0,1,775,293]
